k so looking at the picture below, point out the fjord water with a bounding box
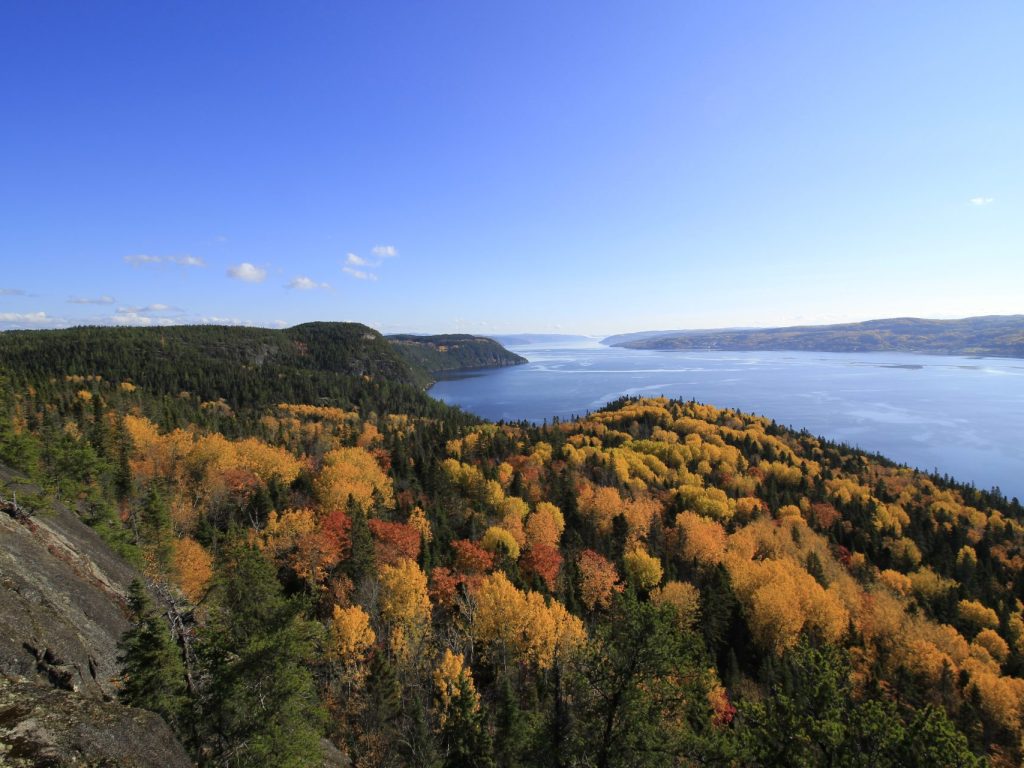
[429,340,1024,500]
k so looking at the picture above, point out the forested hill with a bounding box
[0,323,491,426]
[387,333,527,372]
[607,315,1024,357]
[6,322,1024,765]
[3,378,1023,765]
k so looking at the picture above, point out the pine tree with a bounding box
[139,484,174,570]
[439,672,495,768]
[402,692,441,768]
[569,591,716,768]
[902,706,985,768]
[346,495,376,584]
[494,673,533,768]
[117,580,188,733]
[0,376,40,474]
[199,537,326,767]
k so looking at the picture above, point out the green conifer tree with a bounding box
[199,537,326,767]
[139,484,174,570]
[346,495,376,584]
[118,580,188,733]
[438,671,495,768]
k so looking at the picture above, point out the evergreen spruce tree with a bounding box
[0,377,40,474]
[139,484,174,570]
[402,692,441,768]
[438,672,495,768]
[112,414,133,502]
[117,580,188,733]
[199,537,326,767]
[367,650,403,731]
[494,673,534,768]
[346,495,376,584]
[569,591,717,768]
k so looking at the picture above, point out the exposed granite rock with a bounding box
[0,676,192,767]
[0,467,136,700]
[0,465,194,765]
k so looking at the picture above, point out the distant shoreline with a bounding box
[603,314,1024,359]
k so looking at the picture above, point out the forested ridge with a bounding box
[0,323,486,434]
[607,314,1024,357]
[387,334,527,373]
[2,325,1024,767]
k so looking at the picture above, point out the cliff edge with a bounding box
[0,465,192,767]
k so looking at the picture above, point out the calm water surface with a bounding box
[429,341,1024,500]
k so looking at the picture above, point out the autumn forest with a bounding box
[1,324,1023,767]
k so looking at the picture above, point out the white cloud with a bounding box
[0,307,263,331]
[117,303,181,315]
[124,254,205,266]
[287,276,330,290]
[969,196,994,206]
[0,311,61,329]
[343,246,396,281]
[227,262,268,283]
[195,316,254,326]
[68,295,116,305]
[0,288,27,296]
[170,255,205,266]
[342,267,378,281]
[109,312,176,327]
[104,310,258,327]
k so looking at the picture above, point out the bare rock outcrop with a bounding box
[0,465,193,766]
[0,676,191,767]
[0,467,136,699]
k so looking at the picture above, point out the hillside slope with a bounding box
[608,315,1024,357]
[387,333,527,372]
[0,322,483,431]
[0,321,424,396]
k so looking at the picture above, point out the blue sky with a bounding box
[1,2,1021,335]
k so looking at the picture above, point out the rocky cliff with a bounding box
[0,465,192,767]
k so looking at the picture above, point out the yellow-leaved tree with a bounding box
[378,558,431,662]
[675,511,727,566]
[327,604,376,666]
[171,537,213,603]
[433,648,490,762]
[650,581,701,631]
[623,547,663,590]
[481,526,520,561]
[525,501,565,550]
[433,649,479,729]
[577,550,623,611]
[316,446,394,511]
[471,572,584,670]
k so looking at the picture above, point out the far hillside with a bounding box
[606,315,1024,357]
[387,333,527,372]
[0,322,481,430]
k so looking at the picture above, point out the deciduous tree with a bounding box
[577,550,623,612]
